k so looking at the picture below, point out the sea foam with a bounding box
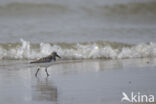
[0,39,155,60]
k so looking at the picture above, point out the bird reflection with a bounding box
[32,78,57,102]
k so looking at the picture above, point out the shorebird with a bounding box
[30,51,61,77]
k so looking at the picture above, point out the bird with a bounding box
[30,51,61,77]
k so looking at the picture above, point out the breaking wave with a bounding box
[93,1,156,16]
[0,2,69,16]
[0,1,156,16]
[0,39,155,60]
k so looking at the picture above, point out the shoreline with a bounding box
[0,58,155,104]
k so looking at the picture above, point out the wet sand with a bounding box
[0,58,156,104]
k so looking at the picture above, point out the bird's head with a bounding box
[51,51,61,59]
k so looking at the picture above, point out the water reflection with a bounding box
[32,78,57,102]
[52,59,123,74]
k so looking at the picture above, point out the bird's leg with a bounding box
[45,68,50,77]
[35,68,40,77]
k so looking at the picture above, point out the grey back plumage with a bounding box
[30,51,61,64]
[30,56,53,63]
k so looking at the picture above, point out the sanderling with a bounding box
[30,51,61,77]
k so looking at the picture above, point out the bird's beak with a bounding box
[56,54,61,58]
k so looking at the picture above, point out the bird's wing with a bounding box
[30,56,51,63]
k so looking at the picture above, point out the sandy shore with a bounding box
[0,58,156,104]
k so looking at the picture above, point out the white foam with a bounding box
[0,39,155,60]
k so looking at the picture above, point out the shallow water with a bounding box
[0,58,156,104]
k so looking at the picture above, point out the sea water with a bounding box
[0,0,156,60]
[0,1,156,103]
[0,0,156,59]
[0,0,155,44]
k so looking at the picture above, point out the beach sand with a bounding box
[0,58,156,104]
